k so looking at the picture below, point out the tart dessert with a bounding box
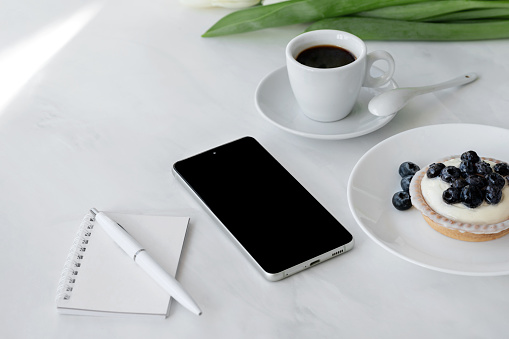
[410,151,509,242]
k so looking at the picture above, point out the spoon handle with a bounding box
[411,73,478,95]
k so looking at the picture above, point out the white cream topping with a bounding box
[421,158,509,224]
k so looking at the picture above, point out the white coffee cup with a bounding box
[286,30,395,122]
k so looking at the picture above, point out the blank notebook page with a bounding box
[56,213,189,318]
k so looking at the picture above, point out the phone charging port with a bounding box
[310,259,320,266]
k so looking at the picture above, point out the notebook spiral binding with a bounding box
[55,212,95,301]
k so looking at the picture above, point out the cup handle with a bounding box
[363,50,395,88]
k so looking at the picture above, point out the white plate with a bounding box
[255,66,398,140]
[347,123,509,276]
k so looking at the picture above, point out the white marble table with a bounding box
[2,0,509,338]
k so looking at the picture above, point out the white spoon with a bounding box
[368,73,478,117]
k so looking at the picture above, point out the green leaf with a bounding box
[426,8,509,22]
[356,1,509,21]
[305,16,509,40]
[202,0,428,37]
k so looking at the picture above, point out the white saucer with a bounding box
[255,66,398,140]
[348,124,509,276]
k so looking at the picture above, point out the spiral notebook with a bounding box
[56,211,190,318]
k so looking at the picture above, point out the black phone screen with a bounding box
[173,137,353,275]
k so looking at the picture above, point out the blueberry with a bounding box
[442,187,461,204]
[485,172,505,189]
[401,175,413,192]
[459,161,476,177]
[465,175,488,189]
[475,161,493,176]
[452,178,468,189]
[399,162,420,177]
[426,163,445,178]
[485,185,502,205]
[461,150,480,163]
[460,185,484,208]
[440,166,461,184]
[392,191,412,210]
[494,162,509,177]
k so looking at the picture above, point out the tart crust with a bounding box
[422,215,509,242]
[410,156,509,242]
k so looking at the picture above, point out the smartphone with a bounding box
[172,137,354,281]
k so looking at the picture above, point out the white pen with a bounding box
[90,208,202,316]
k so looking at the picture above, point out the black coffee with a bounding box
[296,45,356,69]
